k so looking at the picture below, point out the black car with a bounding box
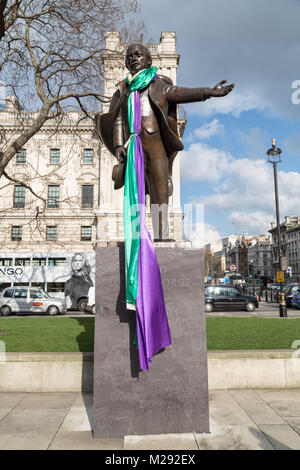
[282,284,300,307]
[205,285,259,313]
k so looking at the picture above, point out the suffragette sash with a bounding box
[123,66,171,370]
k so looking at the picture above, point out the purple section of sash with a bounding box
[133,91,171,370]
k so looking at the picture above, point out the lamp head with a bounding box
[267,138,282,164]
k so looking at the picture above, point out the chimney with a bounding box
[6,95,22,112]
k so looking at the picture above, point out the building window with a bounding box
[31,282,46,290]
[13,185,26,208]
[11,226,22,241]
[17,149,26,163]
[48,185,60,208]
[47,282,65,293]
[15,258,30,266]
[50,148,60,163]
[81,226,92,241]
[48,258,66,266]
[32,258,47,266]
[83,149,94,164]
[46,226,57,241]
[0,258,13,266]
[82,185,93,208]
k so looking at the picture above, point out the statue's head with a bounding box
[125,44,152,75]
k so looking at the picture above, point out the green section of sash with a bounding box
[123,67,157,305]
[126,66,157,91]
[124,100,139,304]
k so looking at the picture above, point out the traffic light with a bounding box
[248,262,253,277]
[287,267,292,279]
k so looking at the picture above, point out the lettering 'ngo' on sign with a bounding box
[229,264,237,272]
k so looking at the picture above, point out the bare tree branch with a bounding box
[0,0,8,40]
[1,0,21,41]
[3,167,46,208]
[0,0,145,180]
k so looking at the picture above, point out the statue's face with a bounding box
[126,45,149,74]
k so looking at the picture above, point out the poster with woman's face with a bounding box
[64,253,95,310]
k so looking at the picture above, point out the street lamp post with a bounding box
[249,259,255,295]
[266,138,287,317]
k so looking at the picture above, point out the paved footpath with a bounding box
[0,389,300,450]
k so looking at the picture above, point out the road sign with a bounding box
[224,276,230,284]
[281,257,288,271]
[276,271,284,283]
[230,264,237,272]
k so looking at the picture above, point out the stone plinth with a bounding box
[93,244,209,437]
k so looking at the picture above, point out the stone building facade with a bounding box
[0,99,99,253]
[269,216,300,281]
[205,241,224,279]
[0,31,184,255]
[247,237,273,280]
[220,234,273,281]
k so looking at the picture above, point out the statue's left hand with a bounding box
[210,80,235,97]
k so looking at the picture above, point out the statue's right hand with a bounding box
[115,145,127,163]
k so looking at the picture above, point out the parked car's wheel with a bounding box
[245,301,256,312]
[0,305,12,317]
[77,298,88,311]
[205,302,213,313]
[47,305,59,316]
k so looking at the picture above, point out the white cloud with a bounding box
[277,170,300,215]
[193,118,224,140]
[180,142,233,182]
[185,222,222,248]
[229,211,274,235]
[181,138,300,234]
[186,91,268,118]
[202,158,280,213]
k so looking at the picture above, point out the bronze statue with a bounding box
[95,43,234,240]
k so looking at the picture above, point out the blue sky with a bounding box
[141,0,300,244]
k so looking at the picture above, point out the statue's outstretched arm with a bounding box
[166,80,234,104]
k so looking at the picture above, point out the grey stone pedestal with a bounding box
[93,244,209,437]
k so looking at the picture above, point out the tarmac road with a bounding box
[0,310,94,318]
[205,300,300,318]
[2,302,300,318]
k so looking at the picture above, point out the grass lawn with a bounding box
[206,317,300,350]
[0,316,300,352]
[0,317,94,352]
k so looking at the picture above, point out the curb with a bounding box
[0,350,299,392]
